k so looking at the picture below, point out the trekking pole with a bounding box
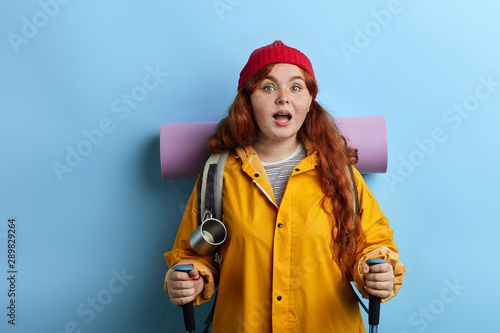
[366,259,387,333]
[172,265,196,333]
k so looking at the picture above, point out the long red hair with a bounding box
[207,64,365,280]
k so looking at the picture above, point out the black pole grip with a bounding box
[368,293,381,326]
[366,259,386,327]
[172,265,196,332]
[182,301,196,332]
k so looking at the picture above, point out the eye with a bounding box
[291,85,302,92]
[263,85,276,91]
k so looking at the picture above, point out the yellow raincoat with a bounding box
[165,145,405,332]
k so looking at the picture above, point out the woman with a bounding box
[164,40,405,332]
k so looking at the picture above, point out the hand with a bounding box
[167,268,204,306]
[361,262,394,299]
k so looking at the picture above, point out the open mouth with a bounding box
[273,112,292,122]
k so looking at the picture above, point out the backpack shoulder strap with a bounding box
[213,151,229,220]
[348,165,372,314]
[197,151,229,333]
[197,151,230,225]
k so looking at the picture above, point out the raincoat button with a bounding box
[295,168,300,172]
[278,223,283,228]
[277,296,282,301]
[254,173,259,177]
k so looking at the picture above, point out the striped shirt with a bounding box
[262,143,307,206]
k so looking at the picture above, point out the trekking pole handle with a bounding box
[366,259,387,332]
[172,264,196,333]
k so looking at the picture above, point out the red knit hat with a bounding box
[238,40,317,98]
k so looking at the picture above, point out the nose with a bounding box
[275,88,290,104]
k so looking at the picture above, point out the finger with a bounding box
[365,279,393,291]
[361,263,370,275]
[168,285,196,298]
[365,265,394,282]
[364,285,392,299]
[189,268,201,280]
[167,281,196,300]
[368,263,392,274]
[170,271,193,282]
[170,294,197,307]
[365,271,394,283]
[168,280,195,292]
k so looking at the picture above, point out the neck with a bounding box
[253,137,300,163]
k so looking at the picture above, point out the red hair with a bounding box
[207,64,364,280]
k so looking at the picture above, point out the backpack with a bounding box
[196,152,368,332]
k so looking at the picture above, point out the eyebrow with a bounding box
[265,75,305,82]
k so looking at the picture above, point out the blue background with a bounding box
[1,1,499,332]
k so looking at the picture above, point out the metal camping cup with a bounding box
[190,212,227,255]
